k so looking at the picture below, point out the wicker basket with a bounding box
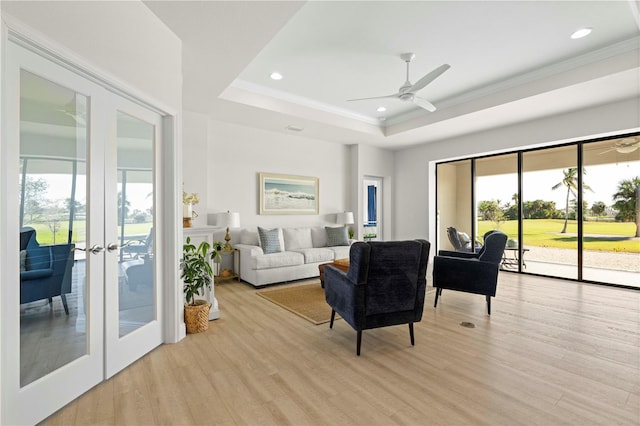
[184,300,211,334]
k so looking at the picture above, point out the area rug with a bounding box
[256,282,339,325]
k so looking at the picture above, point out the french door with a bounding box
[2,38,163,425]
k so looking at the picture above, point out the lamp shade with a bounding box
[337,211,354,225]
[224,211,241,228]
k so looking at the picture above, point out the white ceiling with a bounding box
[145,1,640,149]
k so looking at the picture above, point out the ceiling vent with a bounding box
[285,125,304,132]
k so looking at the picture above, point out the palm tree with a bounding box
[551,167,592,233]
[612,177,640,237]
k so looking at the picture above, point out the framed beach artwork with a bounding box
[259,172,319,215]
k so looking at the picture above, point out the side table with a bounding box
[216,248,240,283]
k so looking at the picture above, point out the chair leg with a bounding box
[409,323,415,346]
[486,295,491,315]
[434,287,441,307]
[356,330,362,356]
[329,310,335,328]
[61,294,69,315]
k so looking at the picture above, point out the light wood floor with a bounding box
[42,273,640,425]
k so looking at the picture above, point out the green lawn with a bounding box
[478,219,639,253]
[22,221,152,245]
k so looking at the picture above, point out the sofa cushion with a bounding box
[258,227,284,254]
[328,245,351,260]
[283,228,313,251]
[311,227,327,248]
[326,226,348,246]
[240,229,259,246]
[254,251,304,270]
[294,247,335,264]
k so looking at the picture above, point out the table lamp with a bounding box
[336,211,354,226]
[223,211,241,251]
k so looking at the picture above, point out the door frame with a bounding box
[0,19,182,425]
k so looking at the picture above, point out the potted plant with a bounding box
[181,237,223,333]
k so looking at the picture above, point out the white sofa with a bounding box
[234,226,352,287]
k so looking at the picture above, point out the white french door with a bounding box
[2,39,163,425]
[104,97,163,379]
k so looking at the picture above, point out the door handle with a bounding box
[107,241,135,252]
[74,244,105,254]
[88,244,105,254]
[107,242,119,252]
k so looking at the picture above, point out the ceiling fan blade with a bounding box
[347,93,399,102]
[409,64,451,93]
[598,147,617,155]
[413,96,437,112]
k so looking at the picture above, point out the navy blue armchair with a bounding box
[433,230,507,315]
[324,239,431,356]
[20,228,75,315]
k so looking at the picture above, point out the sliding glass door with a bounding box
[522,145,578,280]
[475,154,519,268]
[582,139,640,285]
[436,159,473,251]
[436,135,640,289]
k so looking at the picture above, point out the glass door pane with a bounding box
[522,145,578,279]
[104,100,162,379]
[475,154,520,269]
[363,176,382,241]
[116,111,155,337]
[437,160,474,252]
[19,70,89,386]
[582,138,640,287]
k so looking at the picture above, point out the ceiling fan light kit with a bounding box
[347,52,450,113]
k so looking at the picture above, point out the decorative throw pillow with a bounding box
[282,228,312,251]
[20,250,27,272]
[325,226,349,247]
[257,227,283,254]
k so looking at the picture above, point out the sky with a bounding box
[477,160,639,208]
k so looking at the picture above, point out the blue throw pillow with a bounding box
[325,226,348,247]
[257,227,283,254]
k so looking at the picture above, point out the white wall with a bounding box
[182,111,210,228]
[354,144,395,241]
[206,119,352,230]
[394,98,640,244]
[1,1,182,109]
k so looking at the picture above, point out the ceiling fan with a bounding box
[600,136,640,154]
[347,53,450,112]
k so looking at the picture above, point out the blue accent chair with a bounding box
[20,228,75,315]
[446,226,482,252]
[433,230,508,315]
[324,239,431,356]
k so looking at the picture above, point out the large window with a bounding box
[436,134,640,289]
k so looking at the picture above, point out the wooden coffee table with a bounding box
[318,258,349,288]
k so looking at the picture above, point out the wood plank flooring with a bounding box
[42,273,640,425]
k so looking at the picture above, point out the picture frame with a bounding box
[259,172,319,215]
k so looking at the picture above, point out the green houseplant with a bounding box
[181,237,223,333]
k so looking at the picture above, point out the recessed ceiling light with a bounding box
[270,72,283,80]
[376,106,387,112]
[571,27,592,39]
